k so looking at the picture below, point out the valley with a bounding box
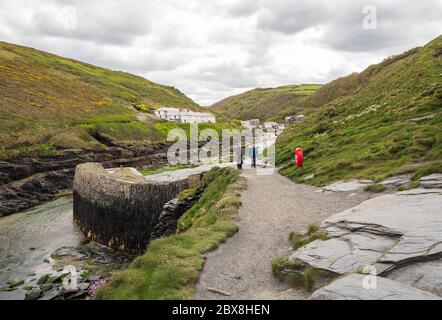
[0,34,441,301]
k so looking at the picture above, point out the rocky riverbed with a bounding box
[0,196,133,300]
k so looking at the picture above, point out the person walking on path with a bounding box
[249,145,259,168]
[294,147,303,169]
[235,147,243,170]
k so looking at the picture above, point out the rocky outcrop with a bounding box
[322,180,374,192]
[149,189,203,241]
[73,163,204,254]
[420,173,442,189]
[0,144,169,217]
[311,274,440,300]
[290,175,442,299]
[322,175,412,192]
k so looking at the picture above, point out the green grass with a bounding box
[276,35,442,186]
[0,41,202,158]
[271,257,327,292]
[289,224,329,250]
[273,224,332,292]
[210,84,322,122]
[411,162,442,181]
[364,184,387,193]
[83,121,163,144]
[177,188,199,201]
[95,167,246,300]
[154,121,241,139]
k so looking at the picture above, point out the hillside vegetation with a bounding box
[0,41,209,159]
[210,84,321,122]
[276,35,442,186]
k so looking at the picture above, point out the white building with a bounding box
[154,108,216,123]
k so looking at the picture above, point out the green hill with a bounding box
[0,41,205,159]
[276,35,442,186]
[210,84,321,122]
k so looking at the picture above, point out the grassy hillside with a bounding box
[0,41,206,159]
[210,84,321,122]
[276,35,442,186]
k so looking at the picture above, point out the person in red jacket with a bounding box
[294,147,303,168]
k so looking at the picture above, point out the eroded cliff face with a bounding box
[0,144,169,217]
[73,163,203,254]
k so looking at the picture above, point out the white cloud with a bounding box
[0,0,441,105]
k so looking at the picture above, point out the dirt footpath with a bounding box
[196,169,371,300]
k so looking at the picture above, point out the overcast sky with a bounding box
[1,0,441,105]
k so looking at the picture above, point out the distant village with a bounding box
[153,107,306,135]
[241,114,306,135]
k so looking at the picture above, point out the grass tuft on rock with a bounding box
[411,162,442,181]
[271,257,329,292]
[289,224,329,250]
[95,167,246,300]
[364,184,387,193]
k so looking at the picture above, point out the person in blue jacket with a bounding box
[249,145,259,168]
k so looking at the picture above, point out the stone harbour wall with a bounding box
[73,163,203,254]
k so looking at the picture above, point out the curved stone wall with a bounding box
[73,163,202,254]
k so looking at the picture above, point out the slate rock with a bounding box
[420,174,442,189]
[311,274,440,300]
[388,259,442,297]
[25,290,42,301]
[293,189,442,298]
[37,274,49,285]
[322,180,373,192]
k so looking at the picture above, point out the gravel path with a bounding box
[196,168,372,300]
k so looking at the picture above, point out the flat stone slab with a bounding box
[387,260,442,297]
[292,232,397,275]
[322,180,373,192]
[420,174,442,189]
[380,175,411,186]
[311,274,440,300]
[106,167,145,183]
[292,188,442,297]
[143,163,234,183]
